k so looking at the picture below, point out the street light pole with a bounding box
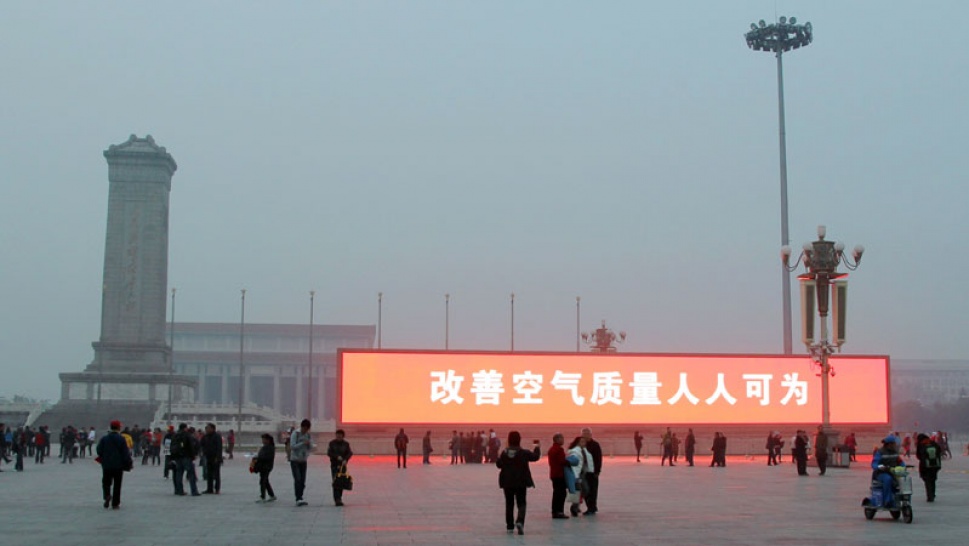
[575,296,581,352]
[445,293,450,350]
[237,289,246,435]
[783,225,864,441]
[746,16,813,355]
[307,290,315,419]
[377,292,382,349]
[510,292,515,352]
[168,287,176,423]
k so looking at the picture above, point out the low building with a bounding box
[891,359,969,404]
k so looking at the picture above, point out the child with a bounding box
[253,434,276,503]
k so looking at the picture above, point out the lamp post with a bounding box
[307,290,315,419]
[510,292,515,352]
[377,291,383,349]
[575,297,581,353]
[445,293,450,350]
[237,289,246,435]
[745,16,813,355]
[782,225,864,443]
[168,287,176,423]
[581,320,626,353]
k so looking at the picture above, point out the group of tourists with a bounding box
[0,424,100,470]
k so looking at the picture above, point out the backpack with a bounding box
[925,445,941,468]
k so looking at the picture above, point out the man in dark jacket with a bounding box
[814,425,829,476]
[97,420,132,509]
[581,428,602,515]
[794,430,809,476]
[327,429,353,506]
[199,423,223,494]
[915,433,942,502]
[496,431,542,535]
[171,423,200,496]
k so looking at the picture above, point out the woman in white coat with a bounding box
[567,436,595,517]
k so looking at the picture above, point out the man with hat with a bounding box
[97,420,132,509]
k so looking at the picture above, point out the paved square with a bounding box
[1,447,966,545]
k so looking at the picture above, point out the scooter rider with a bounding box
[872,435,904,506]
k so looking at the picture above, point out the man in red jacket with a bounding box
[547,433,569,519]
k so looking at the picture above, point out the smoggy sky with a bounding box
[2,1,967,400]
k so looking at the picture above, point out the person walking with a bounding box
[685,428,696,467]
[253,433,277,503]
[449,431,460,465]
[199,423,223,494]
[290,419,313,507]
[766,432,777,466]
[394,428,409,469]
[567,436,594,517]
[915,433,942,502]
[814,425,829,476]
[226,429,235,460]
[327,429,353,507]
[633,431,643,462]
[546,433,569,519]
[581,428,602,515]
[794,430,809,476]
[661,427,674,466]
[96,420,132,510]
[422,431,433,465]
[496,431,541,535]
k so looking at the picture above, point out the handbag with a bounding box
[333,464,353,491]
[566,491,582,504]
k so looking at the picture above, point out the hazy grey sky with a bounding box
[2,1,967,400]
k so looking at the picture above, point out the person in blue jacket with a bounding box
[871,435,904,507]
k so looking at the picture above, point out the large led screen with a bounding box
[339,351,890,425]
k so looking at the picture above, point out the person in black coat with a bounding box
[199,423,223,494]
[96,420,132,509]
[253,434,276,502]
[496,431,541,535]
[915,433,943,502]
[794,430,809,476]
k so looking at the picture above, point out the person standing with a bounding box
[96,420,132,510]
[496,432,541,535]
[660,427,674,466]
[422,431,433,465]
[794,430,809,476]
[450,430,460,465]
[394,428,409,469]
[199,423,223,494]
[581,428,602,515]
[814,425,829,476]
[162,425,175,479]
[915,433,942,502]
[684,429,696,467]
[87,427,96,456]
[34,428,46,464]
[253,434,277,503]
[226,429,235,460]
[290,419,313,507]
[546,433,569,519]
[327,429,353,507]
[845,432,858,462]
[171,423,200,496]
[633,431,643,462]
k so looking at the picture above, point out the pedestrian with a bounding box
[226,429,235,460]
[766,432,777,466]
[580,428,602,515]
[915,433,942,502]
[34,428,46,464]
[633,431,643,462]
[87,426,96,456]
[794,430,809,476]
[496,431,541,535]
[772,432,784,464]
[394,428,409,469]
[96,420,132,510]
[422,431,433,465]
[546,433,569,519]
[567,435,594,517]
[449,430,459,465]
[327,429,353,507]
[290,419,313,507]
[814,425,828,476]
[162,425,175,478]
[253,433,277,503]
[685,428,696,466]
[661,427,674,466]
[709,432,720,467]
[199,423,223,494]
[844,432,858,462]
[171,423,200,496]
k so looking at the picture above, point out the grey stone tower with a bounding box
[40,136,195,430]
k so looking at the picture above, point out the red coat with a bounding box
[547,442,566,479]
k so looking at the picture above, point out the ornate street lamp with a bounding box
[782,225,863,442]
[581,320,626,353]
[745,16,814,355]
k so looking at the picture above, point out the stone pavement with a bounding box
[1,447,967,545]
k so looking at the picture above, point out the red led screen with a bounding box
[338,351,890,425]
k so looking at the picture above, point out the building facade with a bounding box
[171,322,375,421]
[891,359,969,405]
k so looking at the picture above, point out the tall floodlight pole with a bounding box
[510,293,515,352]
[307,290,315,419]
[575,297,581,352]
[168,287,176,423]
[445,293,450,350]
[745,16,813,355]
[237,289,246,435]
[377,292,383,349]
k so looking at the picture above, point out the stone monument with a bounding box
[37,135,195,430]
